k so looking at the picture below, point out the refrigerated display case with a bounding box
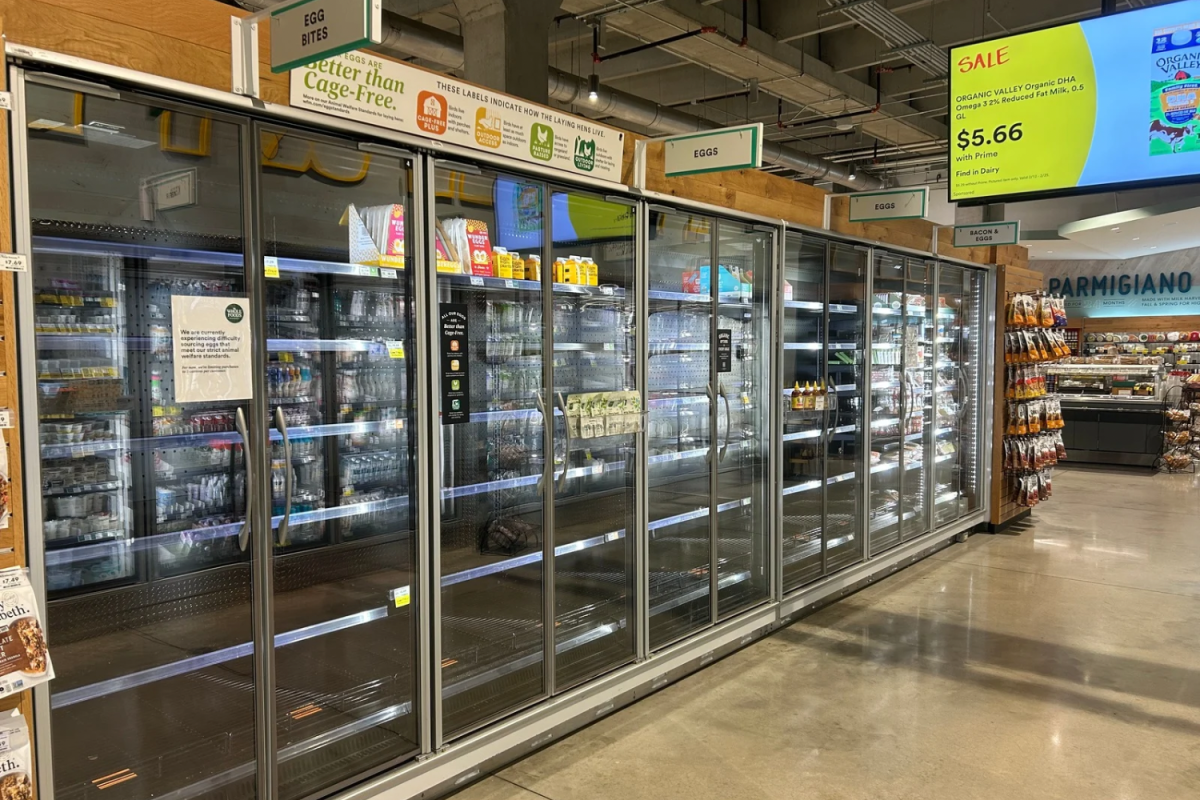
[934,264,987,522]
[11,54,995,800]
[430,162,638,738]
[778,233,867,590]
[645,207,773,649]
[23,85,422,800]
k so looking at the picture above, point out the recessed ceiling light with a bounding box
[1151,245,1158,249]
[1165,222,1178,227]
[1111,226,1120,231]
[1047,250,1054,253]
[1132,237,1140,241]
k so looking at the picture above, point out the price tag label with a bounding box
[386,340,406,359]
[505,280,517,289]
[470,277,484,287]
[599,285,614,296]
[0,92,11,111]
[0,254,28,273]
[603,342,615,351]
[0,409,12,429]
[354,265,378,278]
[390,586,411,609]
[380,268,398,280]
[264,256,279,279]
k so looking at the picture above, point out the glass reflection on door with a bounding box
[714,220,771,617]
[28,85,258,799]
[434,164,547,737]
[646,211,713,648]
[257,127,419,798]
[547,189,637,689]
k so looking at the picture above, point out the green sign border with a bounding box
[663,124,761,177]
[270,0,373,73]
[847,188,929,222]
[952,221,1020,247]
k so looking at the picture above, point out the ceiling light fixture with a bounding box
[1132,237,1140,241]
[588,73,599,102]
[848,169,857,181]
[1111,226,1120,231]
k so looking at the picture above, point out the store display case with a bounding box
[11,62,995,800]
[1049,363,1164,466]
[645,208,772,648]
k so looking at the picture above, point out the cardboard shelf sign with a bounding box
[290,55,625,184]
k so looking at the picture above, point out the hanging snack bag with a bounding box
[0,710,31,800]
[0,568,53,696]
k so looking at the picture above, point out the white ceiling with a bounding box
[1035,199,1200,260]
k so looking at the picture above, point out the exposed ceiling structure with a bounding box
[238,0,1176,189]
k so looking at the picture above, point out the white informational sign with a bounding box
[270,0,381,73]
[953,221,1020,247]
[171,296,254,403]
[848,187,928,222]
[291,54,625,184]
[663,123,763,177]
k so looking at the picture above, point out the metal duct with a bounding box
[822,0,949,77]
[233,2,879,188]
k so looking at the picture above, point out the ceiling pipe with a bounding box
[231,2,879,189]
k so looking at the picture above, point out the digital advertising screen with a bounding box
[949,0,1200,202]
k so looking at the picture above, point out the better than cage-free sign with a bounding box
[290,54,625,184]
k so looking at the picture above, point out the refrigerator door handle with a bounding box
[556,392,570,493]
[536,390,547,496]
[236,407,254,553]
[275,405,293,546]
[717,383,730,462]
[705,381,715,465]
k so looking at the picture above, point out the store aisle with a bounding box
[453,466,1200,800]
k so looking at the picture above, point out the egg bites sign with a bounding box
[949,0,1200,202]
[291,54,624,184]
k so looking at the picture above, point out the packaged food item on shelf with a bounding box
[441,218,493,275]
[526,254,542,282]
[492,247,513,279]
[344,203,406,269]
[511,253,525,280]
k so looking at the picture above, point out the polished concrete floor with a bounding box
[452,466,1200,800]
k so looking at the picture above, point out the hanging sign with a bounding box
[171,296,254,403]
[848,187,928,222]
[290,54,625,184]
[440,304,470,424]
[663,123,763,177]
[953,221,1020,247]
[270,0,382,73]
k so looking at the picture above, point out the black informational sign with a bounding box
[440,303,470,424]
[716,329,732,373]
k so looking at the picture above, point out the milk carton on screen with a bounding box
[1151,21,1200,155]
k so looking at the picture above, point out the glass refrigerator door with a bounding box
[780,234,826,589]
[826,243,867,571]
[546,188,637,690]
[902,259,934,542]
[27,86,258,799]
[646,210,713,649]
[257,127,419,798]
[935,264,985,521]
[433,164,547,737]
[868,252,906,554]
[714,220,771,617]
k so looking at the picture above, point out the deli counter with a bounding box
[1049,362,1163,466]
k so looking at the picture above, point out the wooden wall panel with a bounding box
[0,12,36,780]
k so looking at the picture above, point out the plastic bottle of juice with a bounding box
[790,381,803,411]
